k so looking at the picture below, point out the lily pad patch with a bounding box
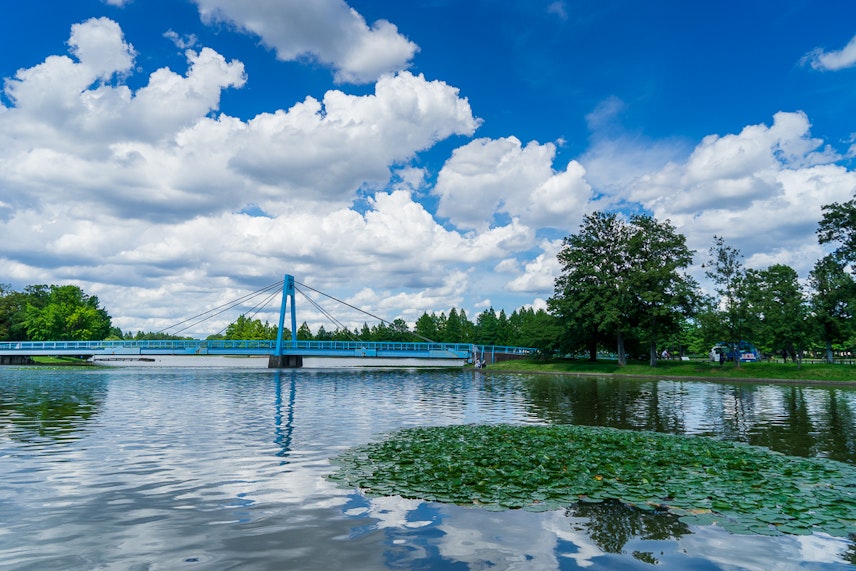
[329,423,856,538]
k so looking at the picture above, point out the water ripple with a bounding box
[0,367,853,569]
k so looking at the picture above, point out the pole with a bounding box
[275,274,296,357]
[288,275,297,345]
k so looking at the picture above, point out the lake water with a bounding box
[1,367,854,570]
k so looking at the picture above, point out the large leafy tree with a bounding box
[626,215,699,366]
[414,308,473,343]
[0,284,28,341]
[744,264,809,365]
[442,308,464,343]
[458,309,475,343]
[388,318,411,342]
[808,255,855,363]
[817,197,856,264]
[297,321,313,340]
[549,211,697,366]
[223,314,278,340]
[549,212,633,362]
[814,197,856,362]
[414,312,440,341]
[22,284,112,341]
[703,236,754,368]
[475,308,501,345]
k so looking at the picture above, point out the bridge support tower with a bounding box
[269,274,301,368]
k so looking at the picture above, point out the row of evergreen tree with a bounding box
[202,306,560,349]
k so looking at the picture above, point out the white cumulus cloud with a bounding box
[193,0,418,83]
[0,18,507,335]
[433,136,594,232]
[504,239,563,293]
[629,111,854,274]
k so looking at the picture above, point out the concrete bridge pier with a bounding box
[268,355,303,368]
[0,355,34,365]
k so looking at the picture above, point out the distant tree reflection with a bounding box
[0,373,106,441]
[519,374,856,465]
[521,376,689,434]
[819,391,856,464]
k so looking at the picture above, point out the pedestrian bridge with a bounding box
[0,274,536,368]
[0,339,534,368]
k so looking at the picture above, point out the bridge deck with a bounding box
[0,339,533,361]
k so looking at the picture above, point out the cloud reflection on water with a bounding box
[357,493,854,569]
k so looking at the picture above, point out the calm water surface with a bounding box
[1,367,854,570]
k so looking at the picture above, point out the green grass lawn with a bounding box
[485,357,856,382]
[31,356,93,366]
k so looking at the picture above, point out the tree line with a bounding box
[2,196,853,365]
[548,195,856,366]
[204,305,560,349]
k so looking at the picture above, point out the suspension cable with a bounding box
[245,289,282,322]
[294,280,436,343]
[295,287,359,341]
[160,277,440,344]
[212,287,282,337]
[159,280,283,335]
[295,281,396,327]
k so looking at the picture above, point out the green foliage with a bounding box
[476,307,501,344]
[442,308,464,343]
[389,318,411,342]
[744,264,809,364]
[509,307,562,351]
[549,212,698,365]
[0,283,112,341]
[817,197,856,264]
[20,284,111,341]
[662,317,703,357]
[626,215,699,364]
[297,321,313,341]
[222,314,279,340]
[809,256,856,363]
[549,212,631,361]
[0,283,28,341]
[405,307,551,348]
[414,312,440,341]
[330,424,856,537]
[126,331,193,341]
[703,236,755,367]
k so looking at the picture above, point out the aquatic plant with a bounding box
[330,423,856,537]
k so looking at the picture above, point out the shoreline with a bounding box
[476,367,856,387]
[9,359,856,387]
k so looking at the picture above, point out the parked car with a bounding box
[709,342,760,363]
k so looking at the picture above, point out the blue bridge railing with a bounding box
[0,339,536,360]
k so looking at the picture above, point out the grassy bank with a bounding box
[485,358,856,383]
[31,356,93,366]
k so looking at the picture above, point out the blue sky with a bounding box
[1,0,856,337]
